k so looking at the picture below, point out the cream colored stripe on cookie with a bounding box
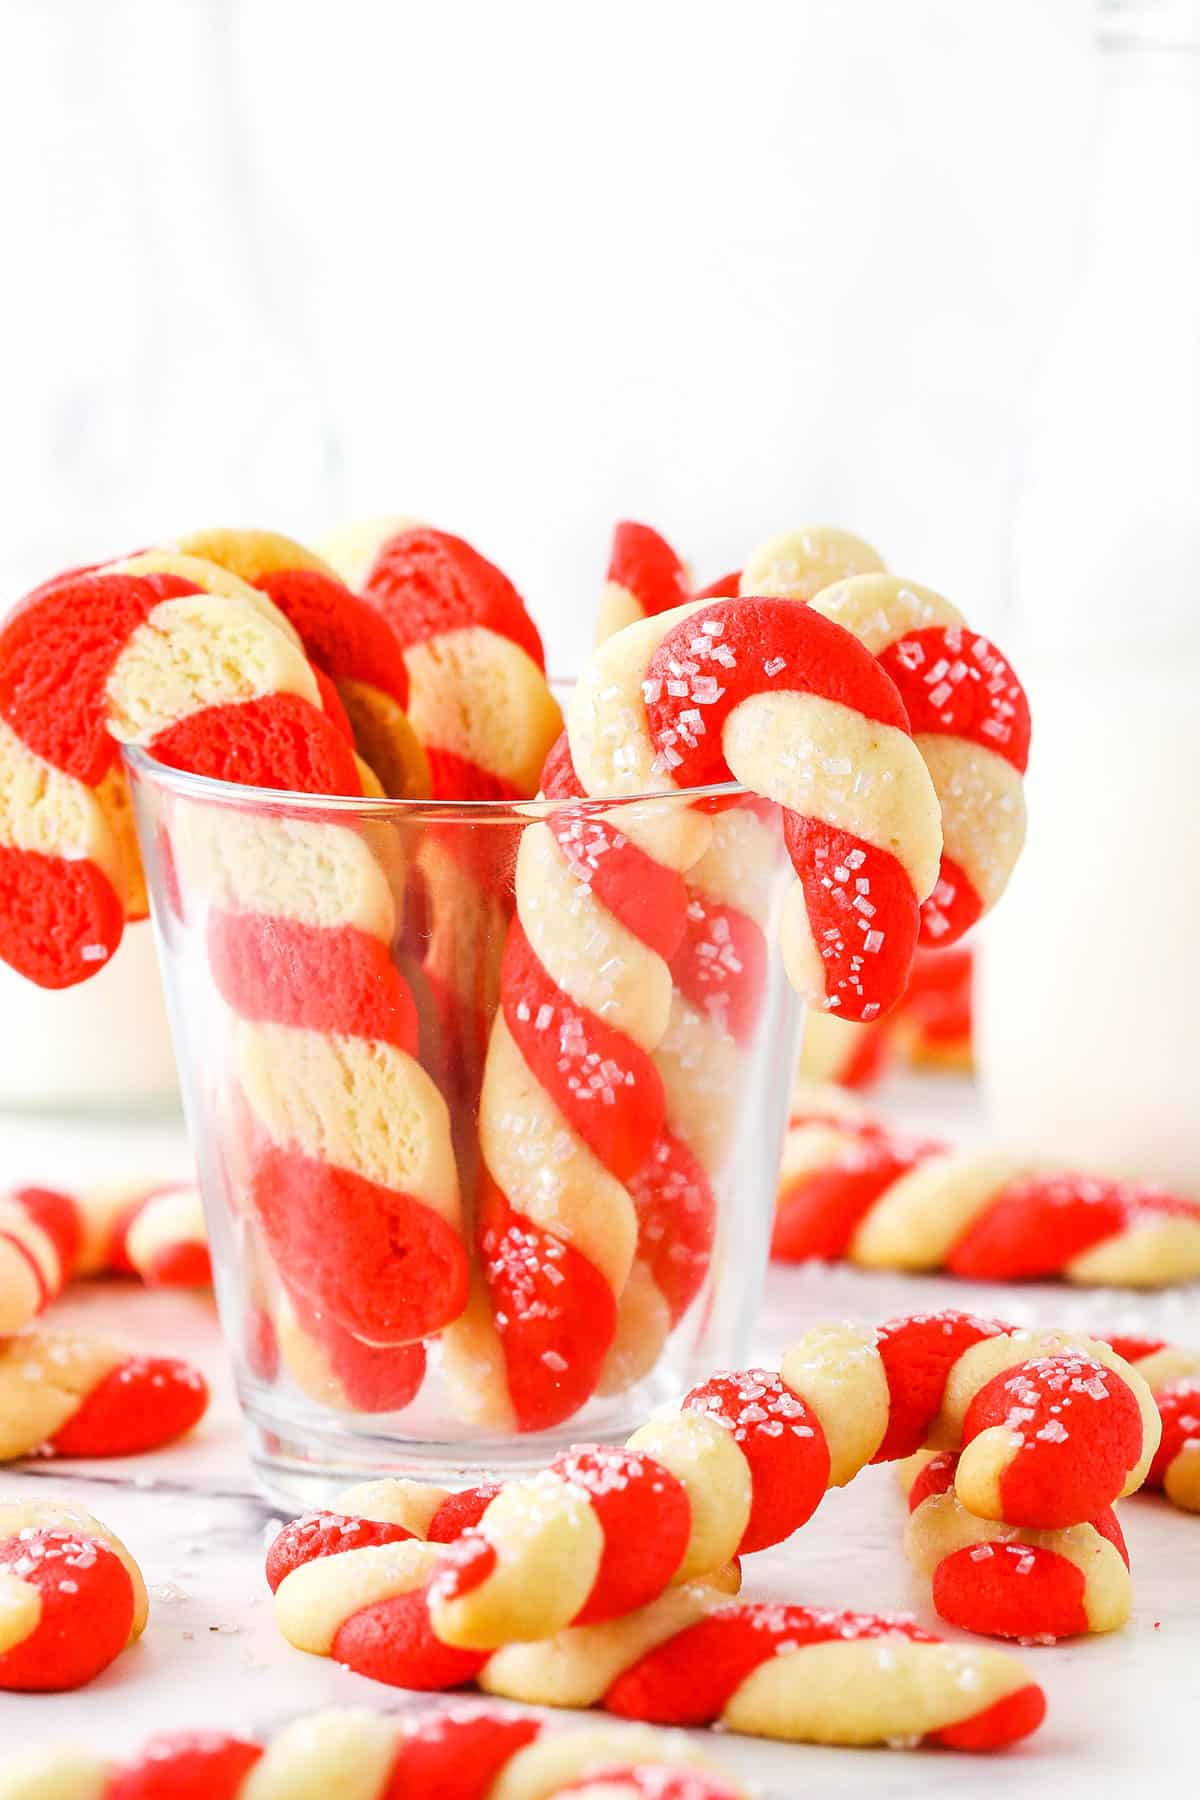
[334,1478,450,1540]
[106,549,304,643]
[479,1019,637,1293]
[236,1022,460,1224]
[848,1150,1032,1271]
[653,995,745,1171]
[274,1539,439,1656]
[594,579,647,646]
[807,574,962,653]
[566,604,713,872]
[431,1471,604,1650]
[720,1638,1030,1744]
[492,1730,740,1800]
[481,1584,718,1710]
[915,735,1026,910]
[1067,1217,1200,1289]
[241,1711,401,1800]
[625,1412,751,1582]
[740,528,885,603]
[0,1746,113,1800]
[722,691,942,900]
[779,1323,889,1486]
[170,810,395,941]
[0,1334,126,1461]
[403,628,563,797]
[105,594,320,745]
[0,721,126,897]
[515,825,673,1053]
[0,1572,40,1654]
[124,1187,206,1278]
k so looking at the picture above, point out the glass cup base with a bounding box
[241,1364,687,1510]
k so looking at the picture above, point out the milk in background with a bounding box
[0,923,179,1113]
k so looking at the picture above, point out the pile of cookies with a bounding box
[0,516,1195,1780]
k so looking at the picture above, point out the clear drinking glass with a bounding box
[126,746,801,1505]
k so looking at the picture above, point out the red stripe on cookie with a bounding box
[149,693,365,797]
[931,1542,1090,1641]
[362,527,546,669]
[607,523,692,620]
[542,733,689,963]
[208,911,420,1054]
[0,572,198,783]
[0,1530,136,1691]
[384,1709,542,1800]
[501,923,665,1184]
[553,1445,692,1626]
[603,1604,931,1727]
[684,1371,832,1552]
[255,568,411,709]
[478,1176,619,1434]
[963,1354,1146,1528]
[105,1735,264,1799]
[871,1310,1006,1464]
[628,1130,714,1325]
[249,1147,468,1345]
[0,846,125,988]
[49,1357,209,1457]
[266,1512,418,1592]
[877,626,1031,772]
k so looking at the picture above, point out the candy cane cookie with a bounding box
[0,1499,148,1691]
[321,520,561,1108]
[0,1330,208,1461]
[172,767,467,1348]
[0,1180,209,1334]
[1101,1336,1200,1513]
[0,553,363,987]
[268,1540,1045,1751]
[898,1450,1133,1641]
[173,527,431,800]
[439,730,711,1431]
[433,1314,1154,1642]
[573,595,943,1020]
[771,1096,1200,1286]
[595,522,694,645]
[741,551,1031,946]
[320,519,562,803]
[0,1706,745,1800]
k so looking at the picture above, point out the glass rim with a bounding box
[121,743,747,821]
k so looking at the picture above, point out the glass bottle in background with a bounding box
[0,0,342,1112]
[977,0,1200,1192]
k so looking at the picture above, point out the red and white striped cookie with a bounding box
[572,596,943,1021]
[899,1449,1132,1641]
[772,1097,1200,1287]
[320,519,562,804]
[0,1499,147,1692]
[268,1539,1045,1752]
[174,527,431,799]
[0,551,362,987]
[735,539,1030,945]
[439,731,711,1432]
[0,1180,209,1334]
[775,1310,1159,1530]
[1101,1335,1200,1513]
[0,1330,208,1462]
[0,1704,744,1799]
[173,773,467,1349]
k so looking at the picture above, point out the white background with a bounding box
[0,0,1097,668]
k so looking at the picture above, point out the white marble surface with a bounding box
[1,1076,1198,1796]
